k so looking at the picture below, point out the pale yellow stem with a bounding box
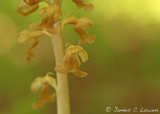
[51,1,70,114]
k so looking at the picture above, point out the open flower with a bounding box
[31,72,57,110]
[63,17,95,44]
[55,44,88,77]
[16,0,39,16]
[18,30,53,61]
[72,0,94,10]
[30,6,61,33]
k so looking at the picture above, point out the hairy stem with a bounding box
[51,1,70,114]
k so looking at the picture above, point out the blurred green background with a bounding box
[1,0,160,114]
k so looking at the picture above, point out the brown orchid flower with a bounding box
[55,44,88,77]
[72,0,94,10]
[24,0,43,6]
[16,0,53,16]
[18,30,53,61]
[31,72,57,110]
[63,17,95,44]
[16,0,39,16]
[30,6,61,33]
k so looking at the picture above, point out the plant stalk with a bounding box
[51,1,70,114]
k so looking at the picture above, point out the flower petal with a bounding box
[18,30,53,61]
[55,44,88,77]
[63,17,95,44]
[72,0,94,10]
[16,0,39,16]
[18,30,44,45]
[26,39,38,61]
[31,73,57,110]
[30,6,61,33]
[32,86,56,110]
[24,0,42,6]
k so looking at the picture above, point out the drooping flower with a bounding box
[31,72,57,110]
[18,30,53,61]
[24,0,43,6]
[16,0,53,16]
[63,17,95,44]
[16,0,39,16]
[30,6,61,33]
[72,0,94,10]
[55,44,88,77]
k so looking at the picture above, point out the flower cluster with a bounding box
[17,0,95,110]
[17,0,60,61]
